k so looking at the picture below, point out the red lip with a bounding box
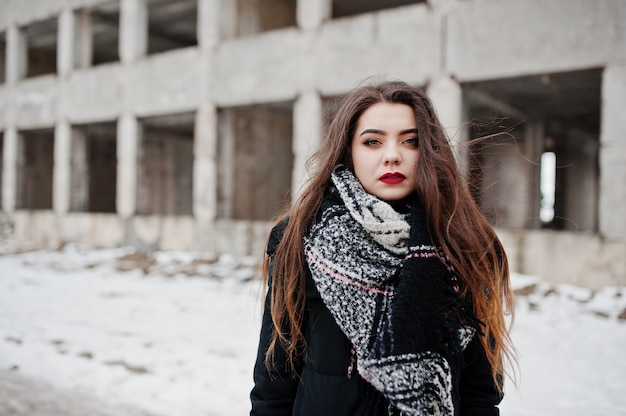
[379,172,406,184]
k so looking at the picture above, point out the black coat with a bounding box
[250,223,502,416]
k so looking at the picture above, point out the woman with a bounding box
[250,80,515,415]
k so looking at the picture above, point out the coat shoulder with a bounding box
[267,217,289,256]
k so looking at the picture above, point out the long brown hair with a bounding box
[263,80,515,388]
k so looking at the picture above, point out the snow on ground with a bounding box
[0,243,625,416]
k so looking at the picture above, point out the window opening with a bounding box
[17,128,54,209]
[332,0,423,19]
[463,68,601,232]
[22,18,58,78]
[217,102,294,221]
[70,121,117,213]
[539,151,556,225]
[137,112,195,216]
[75,1,120,68]
[223,0,296,38]
[147,0,198,55]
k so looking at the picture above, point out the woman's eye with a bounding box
[363,139,381,146]
[403,138,419,147]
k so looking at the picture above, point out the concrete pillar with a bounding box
[53,122,71,214]
[297,0,331,30]
[120,0,147,63]
[69,128,89,212]
[197,0,221,48]
[218,0,238,39]
[6,25,26,83]
[0,34,5,83]
[194,105,218,250]
[560,127,598,232]
[193,105,217,222]
[57,10,75,76]
[292,91,322,200]
[117,115,140,217]
[216,109,235,218]
[2,129,18,212]
[599,64,626,241]
[74,9,94,69]
[523,122,544,230]
[427,74,468,176]
[232,0,259,37]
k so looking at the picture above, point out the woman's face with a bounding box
[350,102,420,202]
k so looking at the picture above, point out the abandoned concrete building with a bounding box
[1,0,625,288]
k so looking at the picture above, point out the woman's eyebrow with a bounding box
[359,128,418,136]
[359,128,384,136]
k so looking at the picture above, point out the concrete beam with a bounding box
[65,66,122,124]
[14,77,58,129]
[463,88,529,122]
[0,0,108,30]
[447,0,626,81]
[129,48,202,116]
[316,4,437,95]
[211,28,306,106]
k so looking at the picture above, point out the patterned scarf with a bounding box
[304,166,478,415]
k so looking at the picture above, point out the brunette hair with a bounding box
[263,79,515,388]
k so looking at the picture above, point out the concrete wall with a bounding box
[498,228,626,290]
[0,0,625,287]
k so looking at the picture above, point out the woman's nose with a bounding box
[383,144,401,165]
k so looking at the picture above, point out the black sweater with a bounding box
[250,223,502,416]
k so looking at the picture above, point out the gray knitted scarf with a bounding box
[304,166,477,415]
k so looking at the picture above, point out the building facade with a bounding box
[1,0,625,288]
